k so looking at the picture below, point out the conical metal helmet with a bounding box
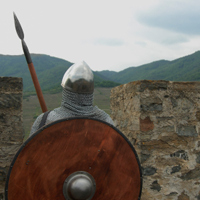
[61,61,94,94]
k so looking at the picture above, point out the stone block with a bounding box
[174,98,194,111]
[150,180,161,192]
[177,125,198,137]
[142,166,157,176]
[140,97,162,111]
[177,191,190,200]
[180,167,200,180]
[171,165,181,174]
[166,192,178,196]
[140,117,154,132]
[170,150,188,160]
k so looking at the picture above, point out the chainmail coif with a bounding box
[30,88,114,136]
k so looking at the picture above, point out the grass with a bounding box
[23,87,112,140]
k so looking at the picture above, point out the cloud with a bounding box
[93,38,125,46]
[136,1,200,35]
[134,41,147,47]
[161,36,189,45]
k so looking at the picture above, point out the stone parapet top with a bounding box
[0,77,23,92]
[111,80,200,94]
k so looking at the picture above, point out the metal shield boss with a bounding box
[5,118,142,200]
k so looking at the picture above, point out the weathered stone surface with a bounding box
[0,77,23,198]
[140,117,154,132]
[171,165,181,174]
[177,125,198,137]
[178,191,190,200]
[196,195,200,200]
[0,94,22,109]
[155,156,183,167]
[141,140,177,152]
[175,98,194,112]
[141,97,162,111]
[0,167,7,182]
[119,118,128,128]
[0,77,22,92]
[171,97,178,107]
[170,150,188,160]
[110,80,200,199]
[142,166,157,176]
[196,152,200,164]
[196,111,200,121]
[128,115,140,131]
[0,113,6,124]
[156,116,173,122]
[150,180,161,192]
[180,167,200,180]
[166,192,178,196]
[141,154,151,163]
[173,81,200,91]
[139,80,168,92]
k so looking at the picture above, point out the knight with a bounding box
[8,13,142,200]
[30,61,114,136]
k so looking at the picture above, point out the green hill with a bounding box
[0,54,120,92]
[94,70,117,80]
[100,51,200,83]
[1,51,200,93]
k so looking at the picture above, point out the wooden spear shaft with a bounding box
[28,63,48,112]
[13,12,48,113]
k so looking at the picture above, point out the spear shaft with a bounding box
[13,13,48,113]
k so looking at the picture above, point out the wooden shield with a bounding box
[5,118,142,200]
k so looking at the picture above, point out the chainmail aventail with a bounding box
[30,89,114,136]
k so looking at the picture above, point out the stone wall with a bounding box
[110,80,200,200]
[0,77,23,199]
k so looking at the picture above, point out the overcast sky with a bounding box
[1,0,200,71]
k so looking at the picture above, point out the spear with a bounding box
[13,12,48,113]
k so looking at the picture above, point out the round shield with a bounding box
[5,117,142,200]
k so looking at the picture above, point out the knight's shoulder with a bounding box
[34,113,45,123]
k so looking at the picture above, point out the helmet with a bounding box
[61,61,94,94]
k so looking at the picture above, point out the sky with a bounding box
[1,0,200,71]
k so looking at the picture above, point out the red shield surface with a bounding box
[5,118,142,200]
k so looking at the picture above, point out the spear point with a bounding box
[13,12,24,40]
[13,12,47,112]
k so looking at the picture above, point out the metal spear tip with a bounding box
[13,12,24,40]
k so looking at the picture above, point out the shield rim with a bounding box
[5,117,143,199]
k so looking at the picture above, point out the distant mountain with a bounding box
[1,51,200,93]
[0,54,73,91]
[94,70,117,80]
[101,51,200,83]
[0,54,120,92]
